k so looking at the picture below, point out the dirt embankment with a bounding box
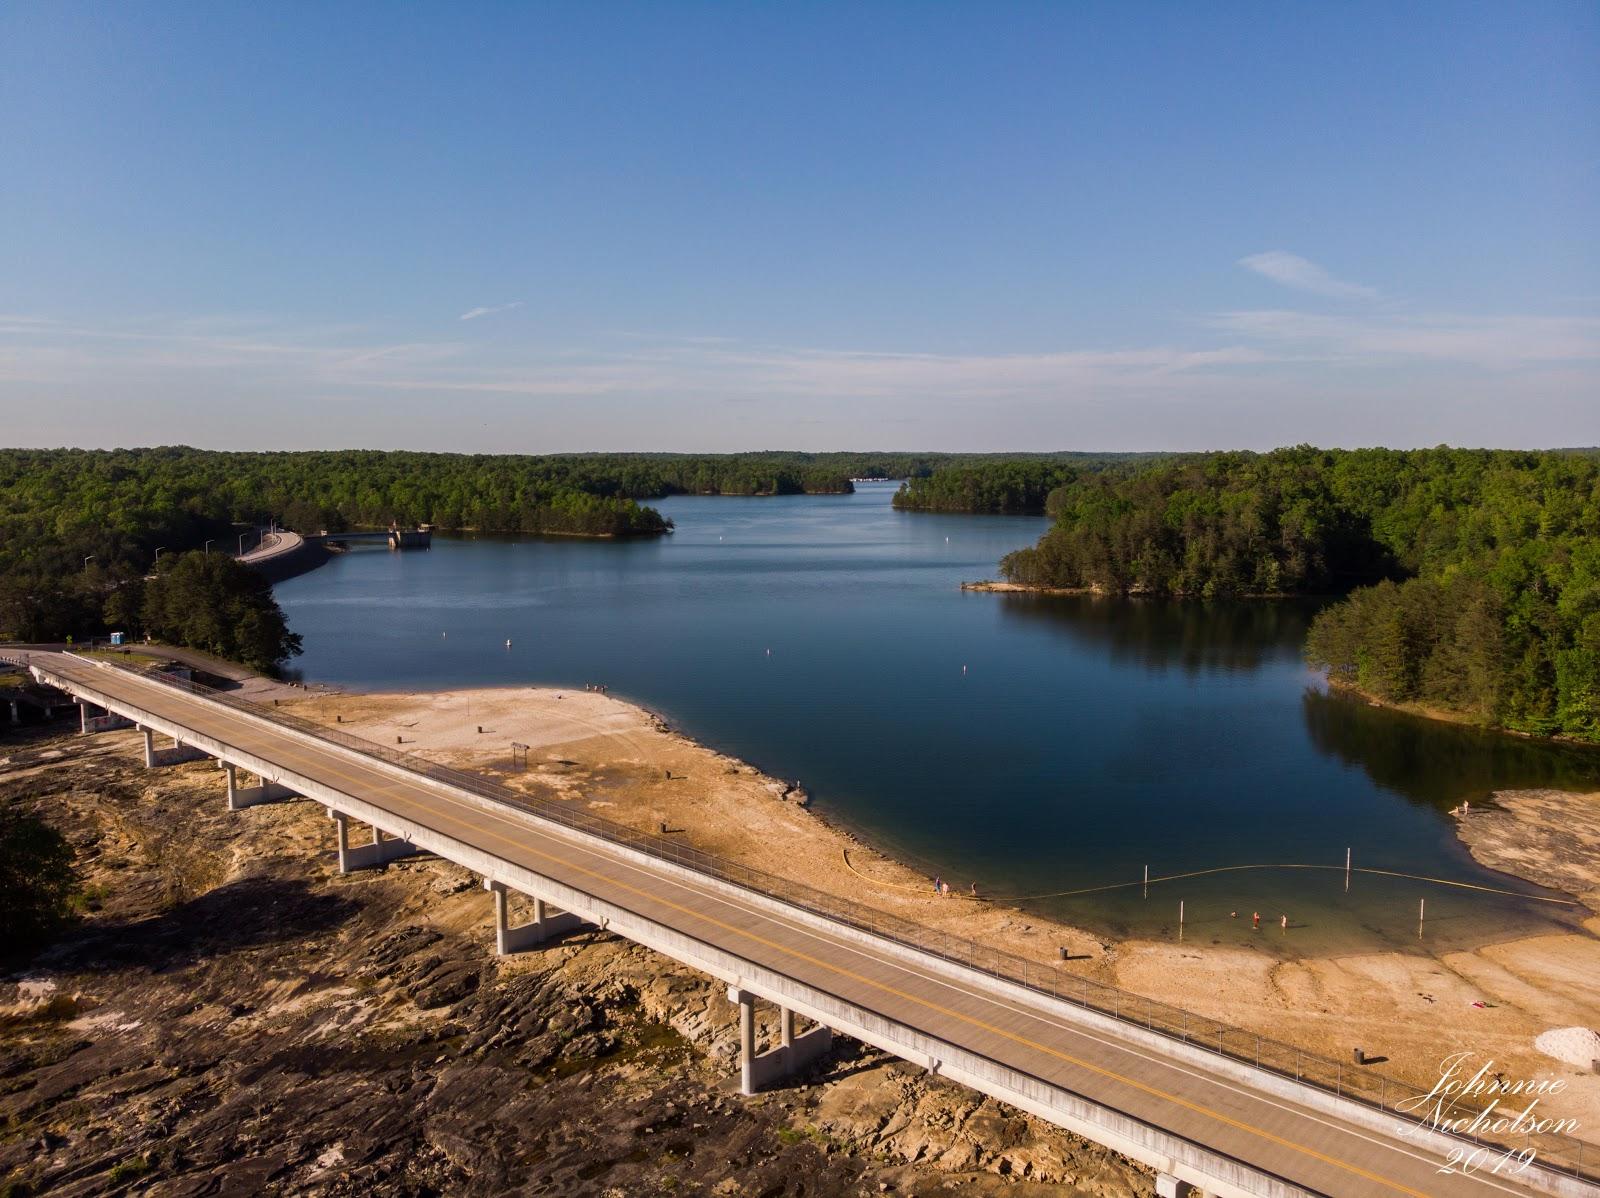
[0,722,1150,1197]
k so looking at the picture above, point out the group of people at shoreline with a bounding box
[925,875,1295,931]
[1233,910,1290,930]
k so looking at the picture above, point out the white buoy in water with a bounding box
[505,638,512,648]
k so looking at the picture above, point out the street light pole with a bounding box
[83,555,94,572]
[154,547,166,566]
[204,539,214,555]
[238,532,248,554]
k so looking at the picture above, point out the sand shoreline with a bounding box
[265,680,1600,1137]
[960,579,1317,600]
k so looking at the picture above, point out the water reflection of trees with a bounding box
[1301,688,1600,809]
[994,595,1317,675]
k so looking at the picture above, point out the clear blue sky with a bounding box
[2,2,1595,452]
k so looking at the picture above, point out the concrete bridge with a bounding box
[19,650,1600,1198]
[236,526,430,583]
[308,526,432,549]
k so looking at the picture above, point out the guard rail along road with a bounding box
[16,648,1600,1198]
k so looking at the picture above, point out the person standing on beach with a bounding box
[1280,914,1288,930]
[1252,911,1261,929]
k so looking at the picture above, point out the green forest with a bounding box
[891,453,1166,513]
[995,447,1600,742]
[0,446,1100,665]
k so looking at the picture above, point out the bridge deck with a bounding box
[30,653,1592,1198]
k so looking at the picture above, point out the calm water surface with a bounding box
[276,484,1600,955]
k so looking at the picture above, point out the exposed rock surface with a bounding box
[0,723,1151,1196]
[1455,789,1600,906]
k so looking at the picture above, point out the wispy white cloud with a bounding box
[1238,251,1378,300]
[0,315,1266,400]
[1,308,1595,452]
[458,301,524,322]
[1209,309,1600,367]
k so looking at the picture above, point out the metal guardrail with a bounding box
[55,655,1600,1183]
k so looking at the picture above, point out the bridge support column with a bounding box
[7,700,18,726]
[727,988,831,1096]
[330,810,421,872]
[1155,1174,1196,1198]
[330,810,351,872]
[79,703,132,734]
[731,987,757,1095]
[484,879,586,953]
[226,764,299,811]
[136,726,207,767]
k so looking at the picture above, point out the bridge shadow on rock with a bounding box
[54,876,359,974]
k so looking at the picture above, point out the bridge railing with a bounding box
[77,656,1598,1184]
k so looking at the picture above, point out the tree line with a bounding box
[994,447,1600,742]
[0,446,1110,667]
[890,453,1168,513]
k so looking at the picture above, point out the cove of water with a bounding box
[274,483,1600,956]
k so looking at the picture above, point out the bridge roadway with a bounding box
[27,652,1594,1198]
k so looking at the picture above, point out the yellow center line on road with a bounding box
[76,665,1446,1197]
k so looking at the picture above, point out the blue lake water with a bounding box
[275,483,1600,955]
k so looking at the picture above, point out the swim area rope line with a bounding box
[842,851,1583,907]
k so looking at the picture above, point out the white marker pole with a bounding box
[1345,847,1351,893]
[1418,897,1425,938]
[1143,864,1148,899]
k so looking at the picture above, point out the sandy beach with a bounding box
[281,684,1600,1139]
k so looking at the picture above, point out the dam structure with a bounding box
[15,649,1599,1198]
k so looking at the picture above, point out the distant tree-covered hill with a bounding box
[994,447,1600,742]
[890,452,1171,513]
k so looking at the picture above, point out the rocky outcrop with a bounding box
[0,723,1152,1196]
